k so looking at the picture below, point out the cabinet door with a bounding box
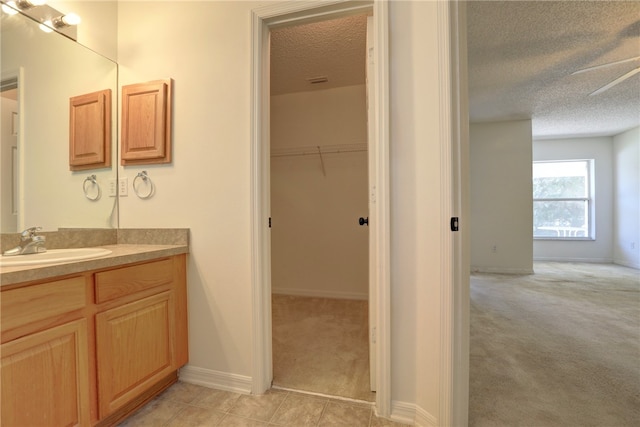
[96,291,175,417]
[1,319,90,427]
[69,89,112,170]
[120,79,172,165]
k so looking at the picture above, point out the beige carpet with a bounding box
[470,262,640,426]
[271,294,375,402]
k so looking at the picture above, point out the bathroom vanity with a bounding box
[0,238,189,427]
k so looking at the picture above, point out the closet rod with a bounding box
[271,143,367,158]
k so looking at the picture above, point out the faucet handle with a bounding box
[20,226,42,240]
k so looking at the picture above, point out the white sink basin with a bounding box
[0,248,112,267]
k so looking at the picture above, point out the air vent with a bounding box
[307,76,329,84]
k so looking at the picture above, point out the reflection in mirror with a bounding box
[0,78,18,232]
[1,7,118,232]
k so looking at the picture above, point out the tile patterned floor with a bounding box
[117,381,409,427]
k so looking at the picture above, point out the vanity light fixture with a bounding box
[50,12,80,28]
[1,0,47,17]
[3,0,79,40]
[13,0,45,10]
[40,12,80,33]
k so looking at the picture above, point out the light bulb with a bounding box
[39,21,53,32]
[1,2,19,15]
[61,12,80,25]
[51,12,81,28]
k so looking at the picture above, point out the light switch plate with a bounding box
[108,179,117,197]
[119,177,128,196]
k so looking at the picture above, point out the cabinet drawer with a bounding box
[1,277,87,332]
[95,258,173,303]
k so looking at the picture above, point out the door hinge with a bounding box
[269,217,271,228]
[371,326,376,344]
[450,217,459,232]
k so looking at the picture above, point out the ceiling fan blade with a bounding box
[589,66,640,96]
[572,55,640,75]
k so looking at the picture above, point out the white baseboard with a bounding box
[387,401,415,425]
[470,266,534,274]
[272,287,368,300]
[178,369,436,426]
[386,400,437,427]
[178,368,432,426]
[533,256,613,264]
[613,259,640,270]
[178,365,252,394]
[415,404,438,427]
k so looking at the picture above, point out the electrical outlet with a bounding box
[491,245,497,253]
[108,179,117,197]
[119,177,128,196]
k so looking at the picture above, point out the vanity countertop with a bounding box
[0,244,188,287]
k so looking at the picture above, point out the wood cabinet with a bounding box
[69,89,112,171]
[97,292,175,416]
[1,275,91,427]
[0,254,188,427]
[1,319,91,427]
[120,79,172,166]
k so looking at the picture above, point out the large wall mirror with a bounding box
[1,7,118,232]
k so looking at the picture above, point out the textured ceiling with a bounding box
[270,2,639,139]
[467,0,640,139]
[270,14,368,96]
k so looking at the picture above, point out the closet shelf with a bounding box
[271,143,367,158]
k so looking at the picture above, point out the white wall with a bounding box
[271,85,367,150]
[613,127,640,269]
[470,120,534,274]
[533,136,614,263]
[118,0,264,383]
[271,86,369,300]
[390,1,446,421]
[52,1,118,60]
[117,1,450,423]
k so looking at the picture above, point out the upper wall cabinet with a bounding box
[121,79,173,166]
[69,89,112,171]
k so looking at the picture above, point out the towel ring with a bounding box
[83,175,101,201]
[133,171,154,199]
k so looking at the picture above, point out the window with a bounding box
[533,160,593,239]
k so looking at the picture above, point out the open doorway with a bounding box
[268,14,374,402]
[250,0,391,416]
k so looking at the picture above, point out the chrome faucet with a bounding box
[3,226,47,256]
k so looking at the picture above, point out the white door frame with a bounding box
[443,1,470,426]
[1,67,24,231]
[250,0,391,417]
[365,14,377,392]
